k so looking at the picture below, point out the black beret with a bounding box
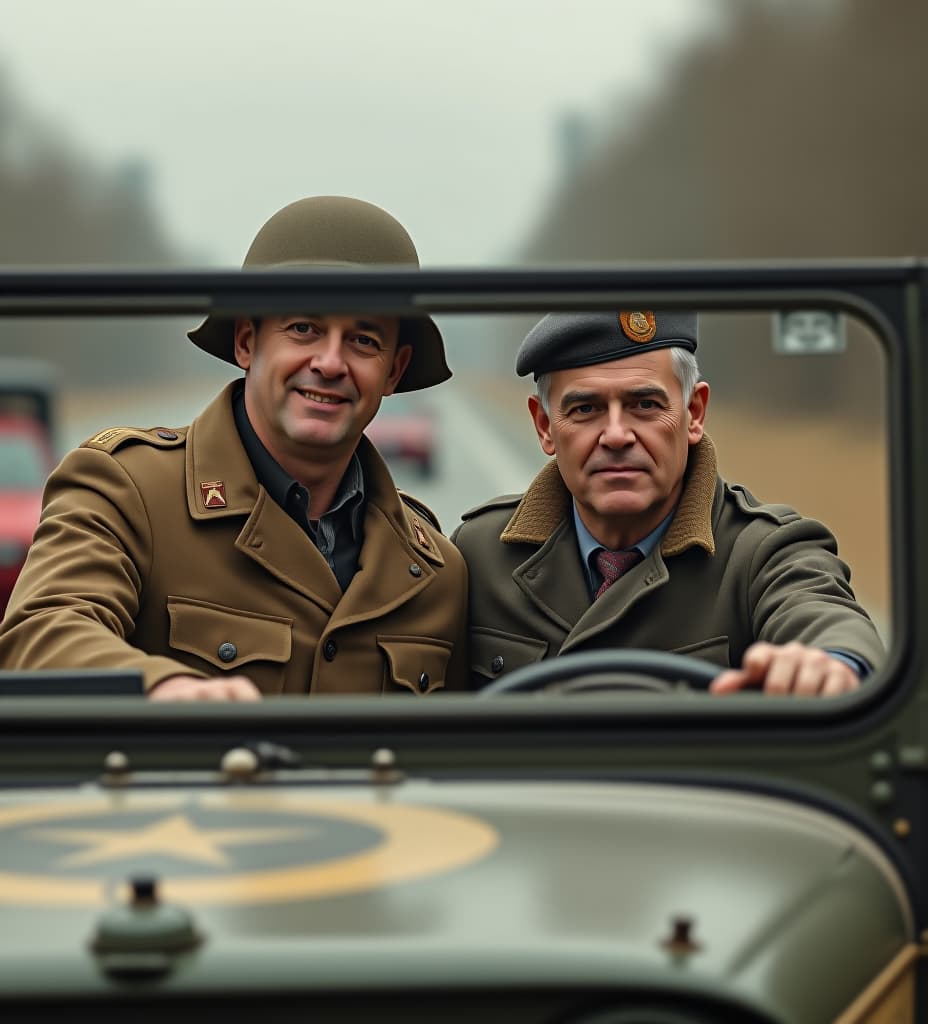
[516,311,698,379]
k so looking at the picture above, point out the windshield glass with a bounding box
[0,429,46,489]
[0,301,893,700]
[0,0,921,708]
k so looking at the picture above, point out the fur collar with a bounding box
[500,435,717,557]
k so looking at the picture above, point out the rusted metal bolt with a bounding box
[661,915,702,954]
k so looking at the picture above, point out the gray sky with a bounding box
[1,0,723,265]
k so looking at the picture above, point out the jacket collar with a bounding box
[356,435,446,568]
[500,435,718,557]
[185,382,259,520]
[183,382,442,565]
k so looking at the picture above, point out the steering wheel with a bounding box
[476,649,720,697]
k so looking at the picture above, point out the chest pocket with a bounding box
[470,626,548,684]
[167,596,293,671]
[378,637,452,696]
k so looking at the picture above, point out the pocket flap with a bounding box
[168,596,293,670]
[470,626,548,681]
[377,636,452,695]
[671,635,731,669]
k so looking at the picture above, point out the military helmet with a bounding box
[188,196,450,392]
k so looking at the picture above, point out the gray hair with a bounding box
[535,348,701,414]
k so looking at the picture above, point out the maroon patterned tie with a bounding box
[595,548,643,599]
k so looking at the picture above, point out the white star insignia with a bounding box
[31,813,312,867]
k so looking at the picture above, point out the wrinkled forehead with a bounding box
[547,349,681,402]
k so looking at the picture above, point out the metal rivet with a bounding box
[103,750,130,775]
[217,642,237,663]
[870,780,895,806]
[372,748,396,770]
[101,750,131,786]
[491,655,504,674]
[323,638,338,661]
[156,429,178,441]
[221,746,260,780]
[899,746,926,769]
[409,563,422,577]
[869,750,893,772]
[371,747,399,784]
[418,672,430,692]
[893,818,912,838]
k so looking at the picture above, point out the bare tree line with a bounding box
[519,0,926,411]
[0,69,215,386]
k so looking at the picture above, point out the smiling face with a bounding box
[528,349,709,550]
[233,314,411,478]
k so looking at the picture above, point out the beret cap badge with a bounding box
[619,311,657,343]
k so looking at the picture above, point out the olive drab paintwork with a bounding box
[0,779,912,1024]
[0,383,469,695]
[0,262,925,1024]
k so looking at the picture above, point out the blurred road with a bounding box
[385,373,545,530]
[57,373,547,535]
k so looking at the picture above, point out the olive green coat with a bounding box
[0,384,469,696]
[452,437,884,687]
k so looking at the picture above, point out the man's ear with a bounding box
[384,344,413,396]
[528,395,556,457]
[687,380,710,445]
[233,318,257,371]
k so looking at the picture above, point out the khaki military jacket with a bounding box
[451,437,884,688]
[0,384,469,696]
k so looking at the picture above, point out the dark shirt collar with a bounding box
[328,454,365,537]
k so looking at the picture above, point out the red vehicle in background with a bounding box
[366,393,438,477]
[0,360,57,617]
[0,415,53,616]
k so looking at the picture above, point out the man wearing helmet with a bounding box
[0,197,469,700]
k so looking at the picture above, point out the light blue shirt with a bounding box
[571,501,868,678]
[572,502,671,595]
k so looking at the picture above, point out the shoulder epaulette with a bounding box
[81,426,187,455]
[726,482,797,526]
[460,493,523,521]
[399,491,441,532]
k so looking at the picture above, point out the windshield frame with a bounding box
[0,260,919,741]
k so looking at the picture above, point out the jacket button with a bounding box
[323,638,338,661]
[418,672,429,693]
[217,642,237,663]
[491,655,504,674]
[409,563,422,577]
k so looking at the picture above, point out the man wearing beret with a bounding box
[452,311,883,696]
[0,196,469,700]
